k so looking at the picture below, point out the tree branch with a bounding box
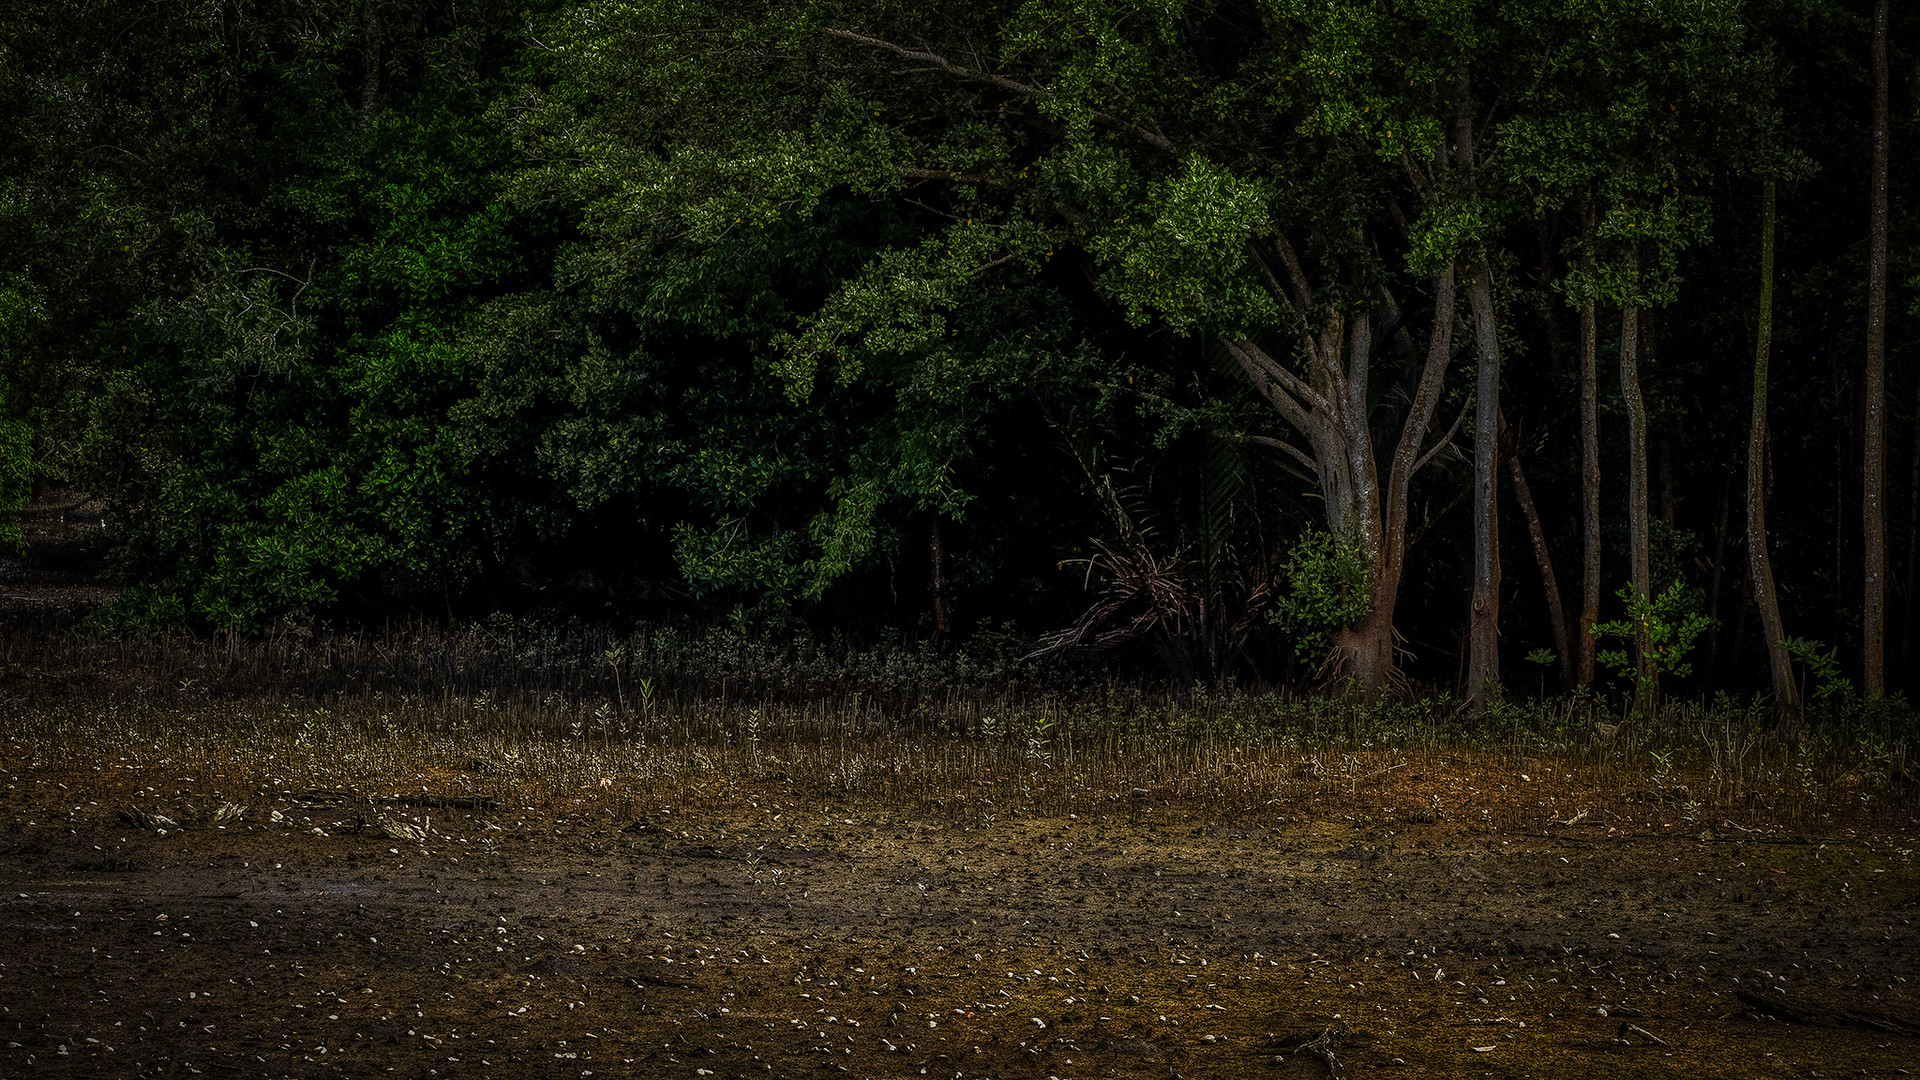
[1224,337,1334,422]
[1245,240,1303,320]
[1268,233,1316,315]
[1389,263,1458,488]
[900,167,1010,188]
[823,27,1042,95]
[1249,234,1337,384]
[822,28,1176,153]
[1414,395,1471,475]
[1246,433,1317,471]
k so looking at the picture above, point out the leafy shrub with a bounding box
[1269,529,1371,662]
[1593,580,1712,707]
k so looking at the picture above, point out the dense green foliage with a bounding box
[0,0,1913,704]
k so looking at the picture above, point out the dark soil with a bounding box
[2,494,1916,1077]
[1,788,1915,1079]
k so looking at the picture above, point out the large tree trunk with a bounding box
[1331,601,1399,699]
[1863,0,1890,696]
[1331,268,1462,697]
[1230,252,1459,700]
[1578,198,1602,689]
[1620,243,1654,702]
[1749,180,1801,721]
[1466,265,1503,708]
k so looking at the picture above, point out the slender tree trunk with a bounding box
[1466,264,1503,708]
[1578,198,1602,689]
[1749,180,1801,721]
[360,0,383,115]
[1863,0,1890,696]
[1506,436,1573,691]
[1542,220,1565,382]
[1904,371,1920,678]
[1836,364,1849,649]
[1620,243,1654,701]
[930,517,950,646]
[1706,470,1733,678]
[1452,65,1502,710]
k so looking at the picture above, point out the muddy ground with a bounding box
[0,785,1915,1080]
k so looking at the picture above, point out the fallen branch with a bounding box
[1618,1022,1668,1046]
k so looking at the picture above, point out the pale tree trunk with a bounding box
[1334,267,1462,696]
[1229,247,1460,699]
[1578,198,1602,689]
[1621,243,1654,700]
[1749,180,1801,721]
[1456,70,1501,710]
[1863,0,1890,696]
[1466,264,1503,708]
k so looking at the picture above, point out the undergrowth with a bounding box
[0,622,1914,836]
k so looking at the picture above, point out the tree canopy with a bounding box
[1,0,1913,703]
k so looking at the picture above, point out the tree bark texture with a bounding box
[1228,248,1459,699]
[1467,264,1503,707]
[1748,180,1801,720]
[1863,0,1890,696]
[1454,68,1501,709]
[930,517,950,644]
[1904,370,1920,676]
[1620,243,1654,695]
[1578,198,1602,689]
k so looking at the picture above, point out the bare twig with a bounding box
[899,167,1010,188]
[1619,1023,1669,1047]
[822,27,1176,153]
[1414,396,1471,474]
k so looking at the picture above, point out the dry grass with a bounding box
[2,623,1913,839]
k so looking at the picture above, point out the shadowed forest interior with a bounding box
[0,0,1915,715]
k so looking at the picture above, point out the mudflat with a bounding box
[1,787,1914,1079]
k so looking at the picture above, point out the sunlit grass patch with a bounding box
[0,628,1911,839]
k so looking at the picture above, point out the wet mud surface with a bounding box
[1,793,1916,1079]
